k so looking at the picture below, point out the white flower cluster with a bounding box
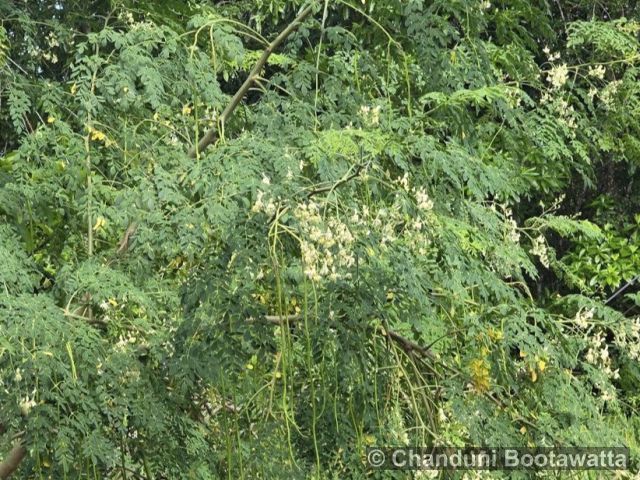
[584,329,620,380]
[119,10,136,24]
[359,105,381,126]
[600,80,622,109]
[555,98,577,129]
[395,172,410,192]
[588,65,606,80]
[614,316,640,361]
[118,10,153,31]
[531,234,550,268]
[251,190,277,216]
[114,333,139,352]
[546,63,569,90]
[542,46,561,62]
[295,201,355,282]
[414,187,434,211]
[46,31,59,49]
[19,395,37,416]
[573,307,594,329]
[42,51,58,64]
[500,206,520,244]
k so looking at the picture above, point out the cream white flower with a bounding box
[251,190,265,213]
[574,308,594,328]
[588,65,606,80]
[414,187,434,211]
[19,396,37,416]
[531,235,550,267]
[547,64,569,89]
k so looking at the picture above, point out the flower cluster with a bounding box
[542,46,561,62]
[114,333,139,352]
[531,234,550,268]
[588,65,606,80]
[295,201,355,282]
[573,307,594,329]
[46,31,59,49]
[584,329,620,380]
[19,395,37,416]
[546,63,569,90]
[251,190,277,216]
[359,105,381,126]
[494,204,520,244]
[414,187,434,211]
[614,316,640,361]
[600,80,622,108]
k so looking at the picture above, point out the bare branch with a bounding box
[0,442,26,480]
[385,329,437,361]
[188,3,315,158]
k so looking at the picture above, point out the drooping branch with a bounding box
[0,442,26,480]
[188,4,315,158]
[252,314,437,361]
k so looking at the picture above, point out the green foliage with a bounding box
[0,1,639,479]
[561,217,640,294]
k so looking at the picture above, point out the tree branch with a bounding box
[0,442,26,480]
[307,162,367,198]
[188,3,315,158]
[385,329,436,360]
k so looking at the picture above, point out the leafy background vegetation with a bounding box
[1,0,639,478]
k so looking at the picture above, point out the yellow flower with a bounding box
[363,434,377,445]
[92,216,107,232]
[488,327,503,342]
[90,128,106,142]
[182,104,192,115]
[537,359,547,372]
[469,358,491,392]
[47,115,56,124]
[70,83,77,95]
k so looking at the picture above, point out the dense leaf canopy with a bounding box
[0,0,639,479]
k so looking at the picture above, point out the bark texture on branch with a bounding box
[188,4,314,158]
[0,443,26,480]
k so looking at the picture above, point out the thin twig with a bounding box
[307,162,367,198]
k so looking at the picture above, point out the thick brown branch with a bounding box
[116,222,137,256]
[385,329,436,360]
[0,443,26,480]
[188,4,315,158]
